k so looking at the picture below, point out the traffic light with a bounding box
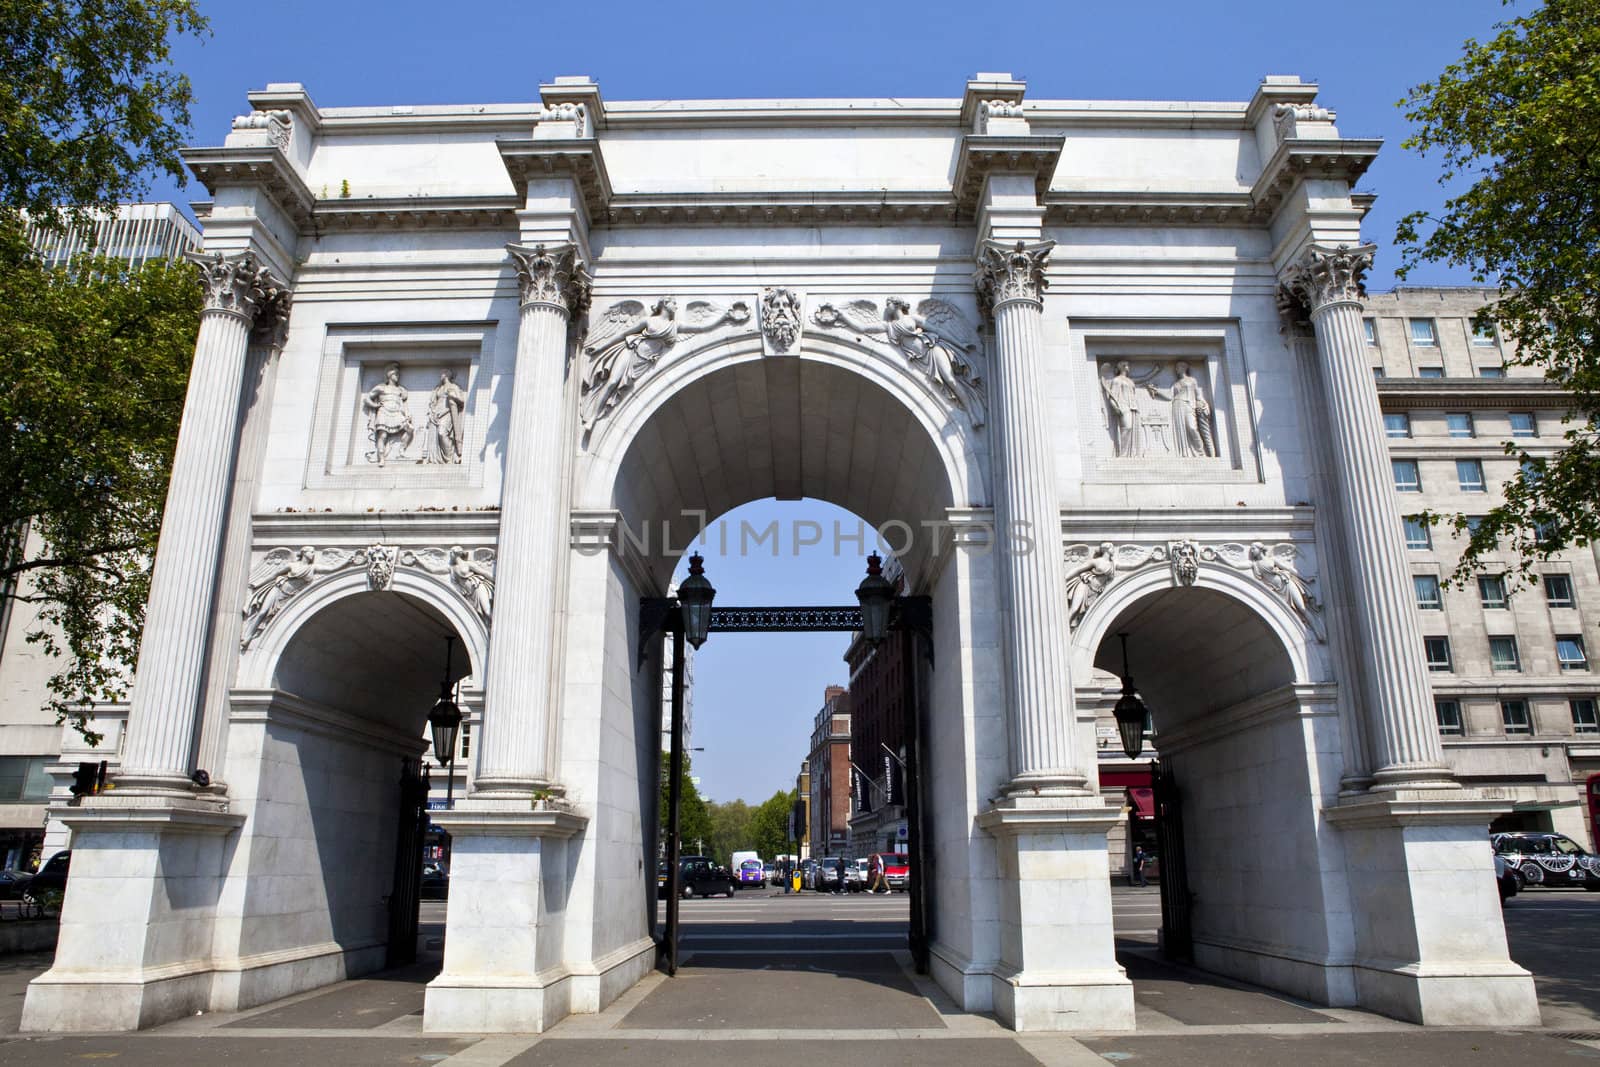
[69,761,106,800]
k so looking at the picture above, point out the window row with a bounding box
[1411,572,1577,610]
[1392,458,1493,493]
[1364,316,1500,349]
[1403,514,1562,551]
[1373,366,1508,380]
[1423,633,1590,673]
[1434,697,1598,737]
[1383,411,1538,439]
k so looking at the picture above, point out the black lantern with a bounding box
[677,553,716,649]
[1112,632,1149,760]
[428,635,463,807]
[855,553,895,645]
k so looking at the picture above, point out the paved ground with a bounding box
[0,886,1596,1065]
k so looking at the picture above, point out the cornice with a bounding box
[953,133,1066,218]
[252,510,501,544]
[1045,191,1264,227]
[1059,506,1318,539]
[1249,137,1381,219]
[497,138,613,221]
[1375,379,1569,410]
[314,195,519,231]
[183,146,316,230]
[600,191,959,227]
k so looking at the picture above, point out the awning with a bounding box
[1126,787,1154,820]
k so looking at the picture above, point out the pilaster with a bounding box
[1279,245,1451,788]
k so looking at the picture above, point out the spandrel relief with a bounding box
[1098,358,1217,459]
[352,359,471,466]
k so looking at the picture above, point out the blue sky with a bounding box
[152,0,1514,802]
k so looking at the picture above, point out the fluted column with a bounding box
[119,252,291,790]
[473,243,590,795]
[976,239,1088,796]
[1281,244,1450,787]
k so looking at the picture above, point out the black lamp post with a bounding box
[428,635,463,810]
[1113,632,1150,760]
[855,553,895,644]
[677,553,716,648]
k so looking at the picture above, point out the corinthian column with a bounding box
[975,239,1088,797]
[119,252,291,791]
[1281,244,1451,787]
[473,243,590,795]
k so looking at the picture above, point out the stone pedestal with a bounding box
[1326,792,1540,1026]
[423,806,587,1033]
[21,799,243,1032]
[976,803,1135,1031]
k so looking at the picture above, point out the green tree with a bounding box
[0,234,202,741]
[0,0,209,739]
[747,789,798,860]
[706,798,752,865]
[658,752,713,854]
[1,0,209,227]
[1395,0,1600,583]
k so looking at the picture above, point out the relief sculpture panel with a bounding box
[1098,358,1218,460]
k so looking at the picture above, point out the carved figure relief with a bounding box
[424,369,467,464]
[810,297,987,427]
[231,109,292,150]
[1098,358,1217,459]
[362,362,414,465]
[1062,539,1326,642]
[240,544,497,648]
[579,297,750,431]
[760,287,803,354]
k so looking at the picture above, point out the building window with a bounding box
[1465,515,1486,536]
[1410,318,1439,346]
[1414,574,1443,610]
[1490,636,1521,672]
[1404,516,1432,550]
[1424,636,1453,672]
[1478,575,1508,609]
[1418,366,1446,379]
[1393,459,1421,493]
[1572,699,1598,735]
[1446,412,1475,438]
[1456,459,1486,492]
[1556,635,1589,671]
[1509,412,1537,438]
[1384,412,1411,438]
[1500,699,1532,735]
[1534,519,1560,547]
[1372,366,1386,380]
[1478,366,1506,379]
[1472,323,1497,347]
[1435,699,1464,736]
[459,722,471,760]
[0,757,52,802]
[1545,574,1575,608]
[1364,318,1378,345]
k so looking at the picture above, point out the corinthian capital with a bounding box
[186,250,284,325]
[507,242,591,316]
[1279,243,1376,316]
[975,238,1054,315]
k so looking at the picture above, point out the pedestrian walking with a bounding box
[1131,844,1149,888]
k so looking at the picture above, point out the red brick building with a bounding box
[807,685,852,858]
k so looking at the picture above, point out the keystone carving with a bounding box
[506,242,591,316]
[810,297,987,427]
[760,287,804,354]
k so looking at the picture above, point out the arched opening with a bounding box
[215,588,475,1010]
[562,349,980,1024]
[1083,585,1354,1008]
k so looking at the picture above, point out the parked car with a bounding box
[797,858,816,889]
[675,855,739,898]
[815,857,844,891]
[1493,853,1518,903]
[762,862,777,885]
[1491,833,1600,890]
[735,858,766,888]
[867,851,911,892]
[420,867,449,900]
[0,868,33,900]
[24,850,69,906]
[845,857,869,892]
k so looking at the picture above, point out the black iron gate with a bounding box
[1151,758,1192,962]
[386,759,431,969]
[640,595,933,976]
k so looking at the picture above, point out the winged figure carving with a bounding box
[1062,542,1168,628]
[810,297,987,426]
[404,546,496,623]
[579,297,751,432]
[241,546,363,648]
[1212,541,1325,642]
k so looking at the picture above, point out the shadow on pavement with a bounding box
[1115,939,1340,1027]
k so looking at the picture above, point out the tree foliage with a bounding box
[1,0,209,228]
[658,752,713,852]
[1395,0,1600,583]
[746,789,798,860]
[0,229,201,741]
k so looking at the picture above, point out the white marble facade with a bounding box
[22,74,1541,1034]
